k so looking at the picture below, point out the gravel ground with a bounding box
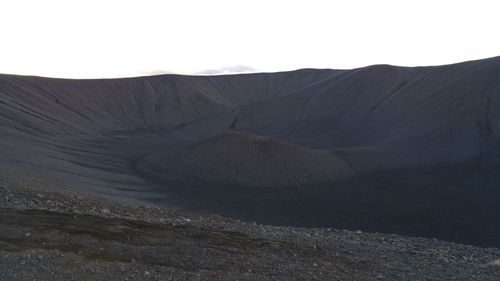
[0,185,499,281]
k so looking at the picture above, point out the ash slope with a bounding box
[0,57,500,247]
[136,132,356,188]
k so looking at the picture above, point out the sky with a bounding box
[1,0,499,78]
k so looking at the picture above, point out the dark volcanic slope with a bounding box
[136,132,356,188]
[1,57,499,247]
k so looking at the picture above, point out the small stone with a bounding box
[101,208,110,214]
[488,259,500,266]
[24,232,32,237]
[144,271,151,276]
[355,230,363,234]
[313,262,318,267]
[377,274,384,279]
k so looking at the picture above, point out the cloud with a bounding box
[136,69,175,76]
[135,65,258,77]
[197,65,258,75]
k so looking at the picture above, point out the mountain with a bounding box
[135,131,356,188]
[0,57,499,247]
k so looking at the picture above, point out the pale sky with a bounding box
[1,0,499,78]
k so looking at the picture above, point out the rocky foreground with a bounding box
[0,186,499,281]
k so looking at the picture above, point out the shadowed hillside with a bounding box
[136,132,356,188]
[0,57,499,247]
